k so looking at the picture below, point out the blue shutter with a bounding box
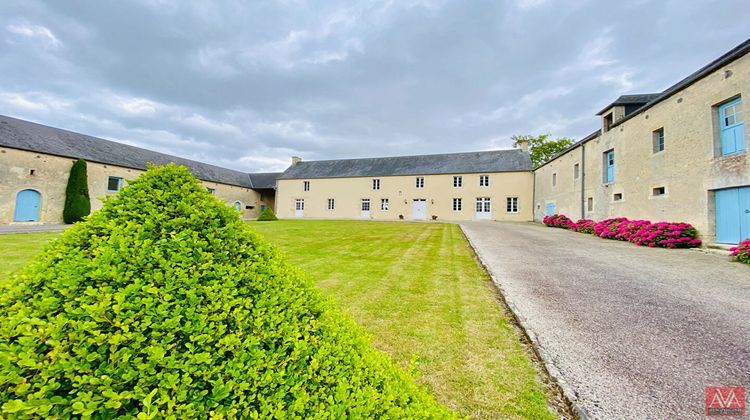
[605,150,615,183]
[546,203,555,216]
[719,98,745,155]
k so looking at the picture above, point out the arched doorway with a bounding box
[14,189,41,222]
[234,201,242,212]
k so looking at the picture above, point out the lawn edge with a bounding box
[458,223,587,420]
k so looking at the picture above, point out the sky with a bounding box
[1,1,749,172]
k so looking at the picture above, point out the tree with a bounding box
[512,134,574,167]
[62,159,91,224]
[257,206,278,221]
[0,165,450,418]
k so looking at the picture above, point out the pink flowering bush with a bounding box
[545,214,702,249]
[593,218,629,239]
[543,214,574,229]
[730,239,750,264]
[630,221,702,248]
[571,219,596,234]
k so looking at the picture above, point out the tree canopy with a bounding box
[512,134,574,167]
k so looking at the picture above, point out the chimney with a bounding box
[516,140,529,152]
[291,156,302,165]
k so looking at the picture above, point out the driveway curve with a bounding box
[460,221,750,419]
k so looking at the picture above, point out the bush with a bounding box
[571,219,595,234]
[62,159,91,224]
[729,239,750,264]
[0,165,451,418]
[542,214,574,229]
[256,206,278,221]
[593,217,629,239]
[630,221,702,248]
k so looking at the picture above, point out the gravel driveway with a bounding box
[460,221,750,419]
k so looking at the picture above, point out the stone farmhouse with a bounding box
[1,37,748,244]
[534,38,749,244]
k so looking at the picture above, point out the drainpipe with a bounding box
[580,144,586,220]
[532,168,536,222]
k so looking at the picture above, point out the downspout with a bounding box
[580,144,586,220]
[532,168,537,222]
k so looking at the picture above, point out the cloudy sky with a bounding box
[1,1,748,172]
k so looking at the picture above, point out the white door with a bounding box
[412,199,427,220]
[475,197,491,220]
[360,199,371,219]
[295,199,304,218]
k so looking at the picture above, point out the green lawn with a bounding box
[0,221,558,419]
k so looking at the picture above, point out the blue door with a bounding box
[546,203,555,216]
[715,187,750,244]
[13,189,41,222]
[719,98,745,155]
[234,201,242,212]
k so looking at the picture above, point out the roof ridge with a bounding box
[293,148,522,165]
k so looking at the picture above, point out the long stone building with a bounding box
[0,115,279,224]
[534,38,749,244]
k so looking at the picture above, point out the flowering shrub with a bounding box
[730,239,750,264]
[571,219,596,234]
[544,214,702,249]
[543,214,574,229]
[593,218,629,239]
[630,221,702,248]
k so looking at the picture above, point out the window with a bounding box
[453,176,462,188]
[506,197,518,213]
[604,149,615,183]
[29,169,35,176]
[587,197,594,212]
[361,199,370,211]
[327,198,335,210]
[452,198,462,211]
[380,198,389,211]
[416,177,424,188]
[295,199,304,210]
[603,112,614,132]
[652,186,666,196]
[476,197,491,212]
[234,201,242,212]
[613,193,623,201]
[303,181,310,191]
[479,175,490,187]
[552,173,557,187]
[108,176,123,192]
[372,179,380,190]
[574,164,580,180]
[206,187,216,195]
[719,97,745,155]
[653,128,665,153]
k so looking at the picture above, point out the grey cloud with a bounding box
[0,0,748,171]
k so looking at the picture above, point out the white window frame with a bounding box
[361,198,371,211]
[453,176,462,188]
[416,177,424,188]
[479,175,490,187]
[372,179,380,190]
[327,198,335,210]
[380,198,389,211]
[303,180,310,191]
[506,197,518,213]
[653,128,665,153]
[452,198,462,212]
[295,199,305,210]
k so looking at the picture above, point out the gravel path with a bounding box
[460,221,750,419]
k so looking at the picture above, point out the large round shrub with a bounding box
[0,165,451,418]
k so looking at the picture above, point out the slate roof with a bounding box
[0,114,260,188]
[596,93,661,115]
[278,149,532,180]
[248,172,281,189]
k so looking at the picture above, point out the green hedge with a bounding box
[257,206,278,221]
[0,165,452,419]
[62,159,91,224]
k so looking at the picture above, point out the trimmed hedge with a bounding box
[730,239,750,264]
[256,206,278,221]
[544,214,702,248]
[0,165,452,418]
[62,159,91,224]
